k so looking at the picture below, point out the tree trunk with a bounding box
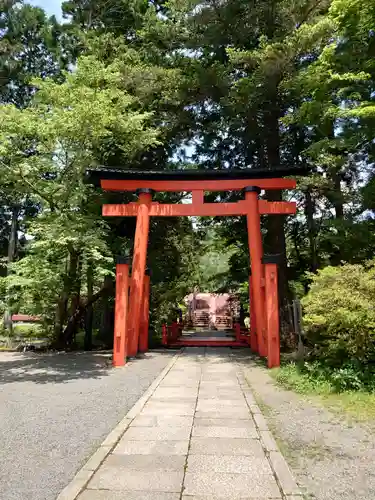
[84,261,94,351]
[62,278,113,345]
[263,106,290,305]
[66,253,82,345]
[4,204,19,334]
[325,120,344,219]
[304,189,318,272]
[332,172,344,219]
[98,274,115,347]
[54,248,80,346]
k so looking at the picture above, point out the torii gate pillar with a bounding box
[86,166,306,365]
[245,187,267,357]
[127,189,152,357]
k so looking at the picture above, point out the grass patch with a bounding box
[271,362,375,422]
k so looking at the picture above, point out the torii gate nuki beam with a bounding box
[86,167,304,368]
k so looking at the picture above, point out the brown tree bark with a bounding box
[332,172,344,219]
[326,120,344,220]
[263,106,290,306]
[98,274,115,347]
[4,204,19,333]
[62,278,113,345]
[84,261,94,351]
[304,188,318,272]
[54,248,80,346]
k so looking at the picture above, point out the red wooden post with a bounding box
[113,259,129,367]
[139,271,151,353]
[249,274,258,353]
[171,321,179,342]
[234,323,241,343]
[162,324,168,346]
[264,259,280,368]
[128,189,152,357]
[245,186,267,357]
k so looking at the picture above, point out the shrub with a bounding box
[302,263,375,390]
[12,323,44,338]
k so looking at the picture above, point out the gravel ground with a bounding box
[0,349,174,500]
[237,354,375,500]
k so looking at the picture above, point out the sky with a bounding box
[29,0,62,19]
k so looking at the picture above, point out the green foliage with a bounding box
[0,52,160,336]
[0,1,66,107]
[273,362,334,394]
[272,363,375,421]
[2,0,375,354]
[149,218,201,332]
[0,1,68,270]
[12,323,44,339]
[299,264,375,391]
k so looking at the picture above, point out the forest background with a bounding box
[1,0,375,391]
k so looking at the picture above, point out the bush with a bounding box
[12,323,44,338]
[302,263,375,390]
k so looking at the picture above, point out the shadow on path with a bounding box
[0,349,173,385]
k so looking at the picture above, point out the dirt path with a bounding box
[238,354,375,500]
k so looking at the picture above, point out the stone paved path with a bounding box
[67,348,302,499]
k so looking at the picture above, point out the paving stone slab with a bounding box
[142,403,196,412]
[197,400,248,410]
[202,370,236,375]
[198,392,244,400]
[140,405,196,416]
[195,409,250,419]
[80,492,179,500]
[69,350,296,500]
[105,453,186,470]
[166,372,201,378]
[58,470,92,500]
[153,388,198,398]
[198,387,244,393]
[143,399,196,407]
[159,380,200,388]
[259,430,278,452]
[123,426,191,441]
[189,437,265,457]
[114,439,189,455]
[183,471,281,498]
[243,391,257,405]
[249,404,262,414]
[187,454,273,475]
[269,451,301,495]
[88,467,184,492]
[194,418,256,428]
[253,413,269,431]
[149,396,198,405]
[199,381,239,388]
[131,415,194,428]
[182,497,280,500]
[192,426,258,439]
[165,376,201,382]
[83,446,112,471]
[201,377,239,383]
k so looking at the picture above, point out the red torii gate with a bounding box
[87,167,302,369]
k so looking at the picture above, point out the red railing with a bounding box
[233,323,250,344]
[162,322,183,346]
[162,321,254,348]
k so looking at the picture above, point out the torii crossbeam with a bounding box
[86,167,305,368]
